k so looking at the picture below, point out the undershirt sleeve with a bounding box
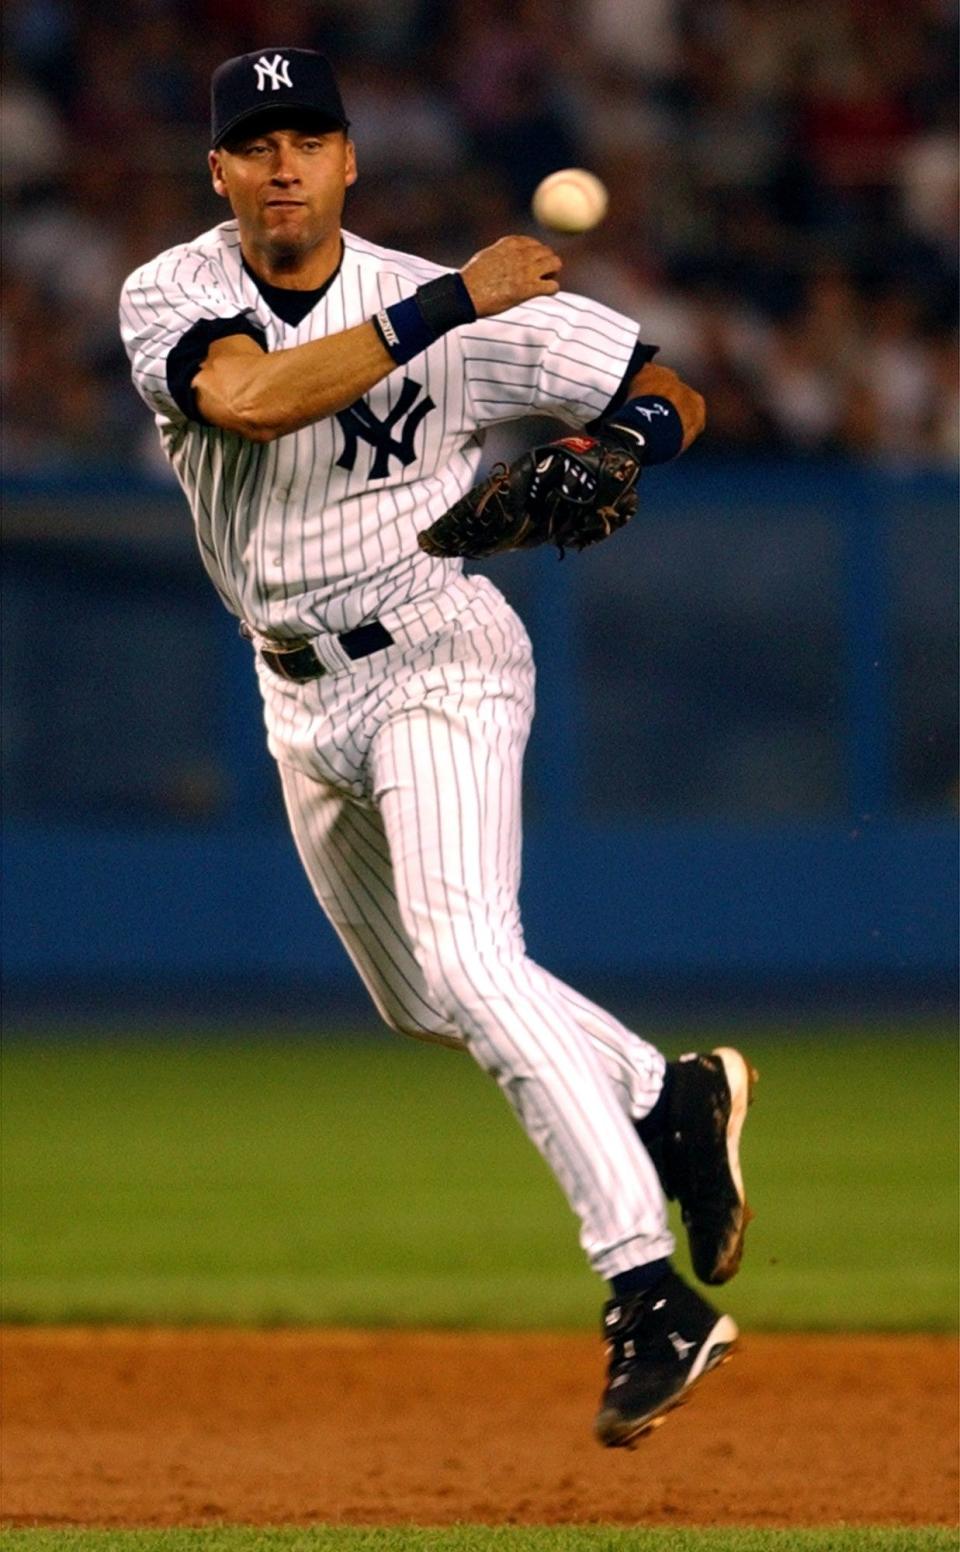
[594,337,660,421]
[120,254,267,425]
[166,315,267,423]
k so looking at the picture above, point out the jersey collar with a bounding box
[242,240,344,326]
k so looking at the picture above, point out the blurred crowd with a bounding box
[3,0,958,476]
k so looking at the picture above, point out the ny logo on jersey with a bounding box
[335,377,436,480]
[253,53,292,91]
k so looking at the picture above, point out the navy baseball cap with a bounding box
[211,48,348,147]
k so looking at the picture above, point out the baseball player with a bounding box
[120,47,756,1448]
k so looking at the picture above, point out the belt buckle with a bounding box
[259,639,325,683]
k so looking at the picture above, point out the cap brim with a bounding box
[213,103,348,147]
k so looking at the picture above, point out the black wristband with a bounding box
[373,273,478,367]
[414,272,477,334]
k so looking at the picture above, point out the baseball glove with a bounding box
[417,426,644,560]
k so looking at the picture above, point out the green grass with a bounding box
[1,1526,955,1550]
[1,1029,956,1329]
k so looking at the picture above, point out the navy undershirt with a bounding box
[241,244,344,326]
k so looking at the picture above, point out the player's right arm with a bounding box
[193,324,395,441]
[192,237,562,442]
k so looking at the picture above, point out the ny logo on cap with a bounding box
[253,53,292,92]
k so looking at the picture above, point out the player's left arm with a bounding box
[418,338,705,560]
[459,294,704,462]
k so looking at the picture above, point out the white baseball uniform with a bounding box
[120,220,674,1278]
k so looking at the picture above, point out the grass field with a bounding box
[2,1027,956,1329]
[2,1525,956,1550]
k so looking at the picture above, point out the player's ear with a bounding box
[344,137,358,189]
[209,149,228,199]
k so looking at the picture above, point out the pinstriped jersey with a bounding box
[120,220,641,636]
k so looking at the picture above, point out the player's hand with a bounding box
[460,236,562,317]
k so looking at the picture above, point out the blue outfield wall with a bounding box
[3,818,953,986]
[2,455,957,1007]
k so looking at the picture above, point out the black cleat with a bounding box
[594,1268,738,1448]
[639,1046,757,1285]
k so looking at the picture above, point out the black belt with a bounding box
[248,621,395,683]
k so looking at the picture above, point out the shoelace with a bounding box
[605,1290,674,1376]
[606,1321,657,1380]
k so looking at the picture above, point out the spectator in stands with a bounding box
[2,0,956,470]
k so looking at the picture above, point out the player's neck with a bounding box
[241,231,343,291]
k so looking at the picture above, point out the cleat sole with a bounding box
[701,1047,757,1285]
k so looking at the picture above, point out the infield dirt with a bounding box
[2,1328,956,1528]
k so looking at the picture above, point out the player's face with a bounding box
[210,124,357,271]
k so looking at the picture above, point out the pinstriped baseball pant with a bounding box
[264,576,673,1279]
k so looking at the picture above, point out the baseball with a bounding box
[531,168,609,234]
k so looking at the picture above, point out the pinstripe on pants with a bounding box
[270,575,673,1278]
